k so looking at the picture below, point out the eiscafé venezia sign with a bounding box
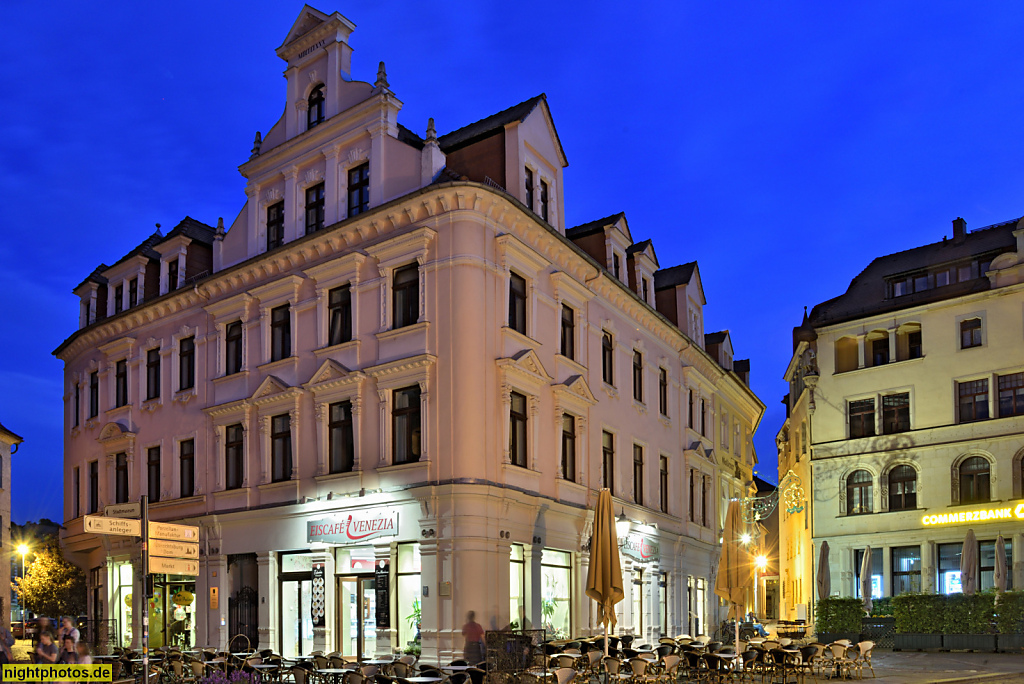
[308,511,399,545]
[620,533,660,563]
[922,501,1024,527]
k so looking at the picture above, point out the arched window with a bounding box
[307,85,325,129]
[888,465,917,511]
[960,456,990,504]
[847,470,873,515]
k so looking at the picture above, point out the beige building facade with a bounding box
[56,6,763,660]
[779,217,1024,621]
[0,421,21,628]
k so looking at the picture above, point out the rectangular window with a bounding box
[633,351,643,403]
[961,318,982,349]
[271,413,292,482]
[128,278,138,309]
[642,277,649,303]
[508,272,527,335]
[115,359,128,407]
[560,304,575,360]
[73,383,80,427]
[602,431,614,492]
[510,391,528,468]
[561,414,576,482]
[167,259,179,292]
[659,368,668,416]
[601,332,614,385]
[633,444,644,506]
[267,201,284,251]
[328,285,353,346]
[347,163,370,217]
[892,279,908,297]
[73,466,80,518]
[146,348,160,400]
[89,461,99,514]
[392,263,419,329]
[935,269,950,287]
[660,456,669,514]
[540,549,572,639]
[271,304,291,361]
[855,549,883,600]
[871,338,889,365]
[525,167,534,209]
[225,321,243,375]
[180,439,195,498]
[179,336,195,390]
[913,274,929,292]
[305,182,325,234]
[700,399,706,436]
[959,379,989,423]
[689,470,695,521]
[613,254,621,280]
[329,400,354,474]
[115,452,129,504]
[393,385,422,464]
[892,545,922,596]
[540,180,549,222]
[688,390,694,428]
[114,283,124,313]
[908,330,923,359]
[980,539,1014,592]
[998,372,1024,418]
[958,264,972,282]
[225,423,244,490]
[147,446,161,503]
[882,393,910,434]
[849,399,875,438]
[701,475,708,525]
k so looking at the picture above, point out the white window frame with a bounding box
[170,324,200,402]
[366,354,436,467]
[955,311,988,351]
[204,399,251,492]
[304,360,367,476]
[364,227,437,332]
[250,275,304,366]
[304,252,366,350]
[551,271,593,365]
[251,377,305,485]
[496,234,549,340]
[204,292,255,378]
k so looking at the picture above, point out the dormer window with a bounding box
[613,254,621,280]
[641,277,649,303]
[114,283,124,314]
[540,180,549,222]
[307,85,325,129]
[348,163,369,217]
[525,168,534,210]
[128,277,139,308]
[167,259,179,292]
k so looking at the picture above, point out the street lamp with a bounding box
[756,555,768,571]
[741,533,752,545]
[16,543,28,619]
[615,510,631,539]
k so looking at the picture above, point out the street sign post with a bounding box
[149,521,199,541]
[149,539,199,559]
[104,502,142,518]
[83,515,141,536]
[149,556,200,576]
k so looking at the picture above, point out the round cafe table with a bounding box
[316,668,351,684]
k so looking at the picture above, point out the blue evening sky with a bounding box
[4,2,1024,523]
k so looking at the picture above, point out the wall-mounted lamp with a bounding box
[615,510,631,539]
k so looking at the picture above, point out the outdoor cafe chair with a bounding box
[655,645,674,659]
[658,655,680,684]
[626,657,652,684]
[552,667,577,684]
[706,641,723,654]
[603,657,630,683]
[825,643,853,680]
[551,655,577,670]
[619,635,636,649]
[466,668,486,684]
[853,641,875,679]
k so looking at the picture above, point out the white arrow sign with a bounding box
[84,515,142,537]
[104,503,142,519]
[150,539,200,559]
[149,556,199,576]
[149,521,199,542]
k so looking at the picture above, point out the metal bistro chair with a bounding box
[854,641,875,679]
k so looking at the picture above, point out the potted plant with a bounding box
[814,597,862,643]
[893,594,944,651]
[943,593,995,652]
[996,591,1024,652]
[406,598,421,644]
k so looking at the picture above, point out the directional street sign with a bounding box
[149,556,199,576]
[149,521,199,542]
[104,502,142,518]
[149,539,199,559]
[84,515,142,537]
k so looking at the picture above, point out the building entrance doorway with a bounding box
[337,576,377,661]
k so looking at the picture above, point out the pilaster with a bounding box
[256,552,279,651]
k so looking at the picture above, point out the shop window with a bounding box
[329,401,354,474]
[849,399,875,438]
[959,456,991,504]
[687,576,706,637]
[938,542,962,594]
[180,439,195,498]
[888,465,917,511]
[854,549,883,599]
[347,163,369,217]
[882,393,910,434]
[397,543,422,650]
[540,549,571,639]
[891,545,922,596]
[510,545,526,629]
[560,305,575,360]
[307,85,324,129]
[846,470,872,515]
[561,414,576,482]
[305,182,325,234]
[328,285,353,346]
[998,372,1024,418]
[225,321,243,375]
[147,446,161,503]
[633,351,643,403]
[271,304,292,361]
[179,336,195,391]
[89,461,99,513]
[392,263,419,329]
[225,423,244,490]
[960,318,982,349]
[510,392,528,468]
[659,572,668,638]
[271,413,292,482]
[602,431,614,492]
[146,349,161,400]
[980,539,1013,591]
[508,272,527,335]
[393,385,421,464]
[115,359,128,407]
[958,379,989,423]
[601,332,614,385]
[115,452,129,503]
[632,568,644,636]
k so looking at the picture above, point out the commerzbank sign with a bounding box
[922,502,1024,527]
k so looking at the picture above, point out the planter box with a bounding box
[943,634,996,652]
[817,632,861,645]
[893,633,943,651]
[997,634,1024,652]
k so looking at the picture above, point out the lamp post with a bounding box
[17,543,29,619]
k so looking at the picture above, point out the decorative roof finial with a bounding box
[216,217,225,238]
[250,131,262,159]
[426,117,437,144]
[375,61,389,89]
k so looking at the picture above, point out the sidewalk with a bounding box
[825,650,1024,683]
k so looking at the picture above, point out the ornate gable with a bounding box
[280,6,330,49]
[251,375,304,406]
[553,374,597,406]
[304,359,365,393]
[497,349,552,387]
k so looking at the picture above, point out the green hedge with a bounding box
[996,591,1024,634]
[869,597,893,617]
[815,597,864,633]
[893,594,946,634]
[943,593,995,634]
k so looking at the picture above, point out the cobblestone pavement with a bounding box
[12,638,34,662]
[817,650,1024,683]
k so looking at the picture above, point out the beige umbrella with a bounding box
[586,488,624,657]
[715,500,752,646]
[817,541,831,601]
[960,528,979,595]
[860,547,873,615]
[995,534,1008,593]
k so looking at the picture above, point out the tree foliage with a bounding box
[12,537,86,617]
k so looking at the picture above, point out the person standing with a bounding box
[0,624,14,665]
[75,641,92,666]
[461,611,485,665]
[34,631,58,664]
[58,617,79,646]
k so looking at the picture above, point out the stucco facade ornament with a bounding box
[251,132,262,159]
[374,61,388,89]
[304,168,324,184]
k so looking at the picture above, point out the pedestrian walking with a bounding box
[461,611,485,665]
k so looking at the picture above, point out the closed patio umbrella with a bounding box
[995,534,1008,593]
[817,541,831,601]
[586,488,624,658]
[715,500,752,647]
[960,528,979,595]
[860,547,873,615]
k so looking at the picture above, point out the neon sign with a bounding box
[921,503,1024,526]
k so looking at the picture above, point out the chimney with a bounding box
[953,217,967,241]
